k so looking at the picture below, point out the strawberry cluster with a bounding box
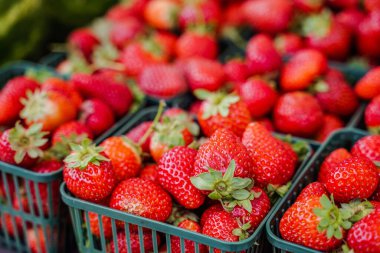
[62,103,308,251]
[280,135,380,252]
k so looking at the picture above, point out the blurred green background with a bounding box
[0,0,118,66]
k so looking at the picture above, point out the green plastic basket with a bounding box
[61,106,312,253]
[265,128,369,253]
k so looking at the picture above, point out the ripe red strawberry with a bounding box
[242,0,293,34]
[196,91,251,137]
[106,1,148,21]
[318,148,352,184]
[274,33,304,55]
[351,135,380,163]
[30,160,62,216]
[139,164,158,182]
[143,0,180,30]
[320,156,379,203]
[336,9,365,34]
[245,34,282,75]
[372,172,380,201]
[223,58,249,84]
[355,67,380,100]
[0,213,23,237]
[108,230,161,253]
[231,187,271,232]
[184,57,225,92]
[365,96,380,134]
[315,114,344,142]
[176,30,218,60]
[101,136,141,181]
[295,0,325,12]
[280,195,346,251]
[280,49,328,91]
[179,0,221,29]
[357,10,380,59]
[347,207,380,252]
[238,79,278,118]
[200,204,223,227]
[138,64,188,99]
[126,121,153,153]
[274,92,324,137]
[314,69,359,117]
[0,77,39,126]
[255,118,275,132]
[109,178,172,225]
[158,146,205,209]
[72,73,132,117]
[222,2,245,26]
[79,99,115,137]
[109,17,144,49]
[88,211,112,238]
[26,227,48,253]
[303,13,351,60]
[364,0,380,11]
[52,121,93,145]
[0,123,48,168]
[295,182,328,202]
[169,219,207,253]
[327,0,358,9]
[68,28,99,62]
[242,122,297,188]
[152,31,178,59]
[63,139,116,202]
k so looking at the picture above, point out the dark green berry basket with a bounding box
[60,106,312,253]
[265,128,369,253]
[0,61,143,252]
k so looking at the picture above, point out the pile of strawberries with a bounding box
[62,103,307,252]
[280,135,380,252]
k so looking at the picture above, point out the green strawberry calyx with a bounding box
[166,204,199,226]
[368,127,380,136]
[8,122,48,164]
[20,89,50,123]
[64,138,109,169]
[44,133,89,161]
[194,89,240,120]
[138,100,166,146]
[339,199,374,223]
[302,9,332,38]
[232,222,251,241]
[190,160,256,213]
[275,134,309,161]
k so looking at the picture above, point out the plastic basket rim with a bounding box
[265,128,369,253]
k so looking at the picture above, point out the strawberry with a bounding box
[0,123,48,168]
[327,0,358,9]
[372,172,380,201]
[26,227,48,253]
[175,30,218,60]
[1,213,23,237]
[280,49,328,91]
[189,100,202,117]
[242,0,293,34]
[169,220,207,253]
[52,121,93,145]
[238,79,278,118]
[245,34,282,75]
[30,160,62,216]
[357,10,380,59]
[196,90,251,137]
[126,121,153,153]
[139,164,158,182]
[319,156,379,203]
[138,64,187,99]
[68,28,99,62]
[318,148,352,184]
[87,211,112,238]
[351,135,380,163]
[222,2,245,27]
[223,58,249,84]
[109,17,144,49]
[365,96,380,134]
[79,99,115,137]
[20,89,78,132]
[72,73,132,117]
[274,92,324,137]
[152,31,178,59]
[242,122,297,189]
[303,12,351,60]
[100,136,141,181]
[295,0,325,12]
[274,33,304,55]
[143,0,180,30]
[355,67,380,100]
[255,118,275,132]
[315,114,344,142]
[314,69,359,117]
[295,182,328,202]
[109,178,172,225]
[347,206,380,252]
[0,77,39,126]
[364,0,380,11]
[158,146,205,209]
[106,1,148,21]
[200,204,223,227]
[63,139,116,202]
[179,0,221,29]
[336,9,365,34]
[184,57,225,92]
[108,231,161,253]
